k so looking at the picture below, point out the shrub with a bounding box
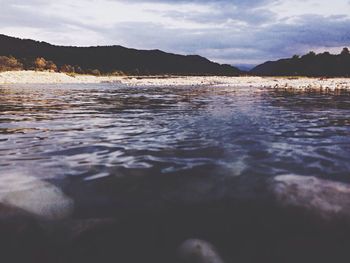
[74,66,84,74]
[60,64,74,73]
[110,70,126,76]
[33,57,59,71]
[45,60,58,72]
[87,69,101,76]
[34,57,47,71]
[0,56,23,72]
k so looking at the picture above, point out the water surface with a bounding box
[0,83,350,217]
[1,84,349,178]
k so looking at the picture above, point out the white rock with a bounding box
[0,172,74,220]
[270,174,350,219]
[177,239,225,263]
[0,71,350,90]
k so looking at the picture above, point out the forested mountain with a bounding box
[3,34,349,77]
[251,48,350,77]
[0,34,240,76]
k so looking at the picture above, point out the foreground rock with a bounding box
[270,174,350,221]
[1,173,350,262]
[0,172,73,220]
[177,239,224,263]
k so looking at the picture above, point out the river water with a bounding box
[0,83,350,218]
[1,82,350,263]
[1,83,349,178]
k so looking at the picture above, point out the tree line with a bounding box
[251,47,350,77]
[0,55,126,76]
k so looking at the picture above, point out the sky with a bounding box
[0,0,350,67]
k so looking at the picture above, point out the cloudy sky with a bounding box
[0,0,350,67]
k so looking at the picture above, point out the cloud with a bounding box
[155,3,277,25]
[0,0,349,65]
[95,13,350,64]
[114,0,277,7]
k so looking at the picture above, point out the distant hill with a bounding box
[251,48,350,77]
[0,34,240,76]
[235,64,257,71]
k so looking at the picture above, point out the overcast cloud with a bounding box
[0,0,349,67]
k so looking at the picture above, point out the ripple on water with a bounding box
[0,84,349,183]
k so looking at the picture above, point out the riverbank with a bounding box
[1,70,350,90]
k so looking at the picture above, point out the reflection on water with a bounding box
[0,83,350,184]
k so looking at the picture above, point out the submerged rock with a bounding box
[177,239,225,263]
[270,174,350,220]
[0,172,74,220]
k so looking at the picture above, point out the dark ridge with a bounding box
[251,49,350,77]
[0,34,241,76]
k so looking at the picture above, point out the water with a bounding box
[1,82,350,263]
[0,83,350,218]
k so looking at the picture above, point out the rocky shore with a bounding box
[1,71,350,90]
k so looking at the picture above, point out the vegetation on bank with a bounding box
[0,56,23,71]
[0,55,126,76]
[251,48,350,77]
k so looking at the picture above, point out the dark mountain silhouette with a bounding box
[0,34,240,76]
[251,48,350,77]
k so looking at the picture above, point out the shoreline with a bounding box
[1,70,350,90]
